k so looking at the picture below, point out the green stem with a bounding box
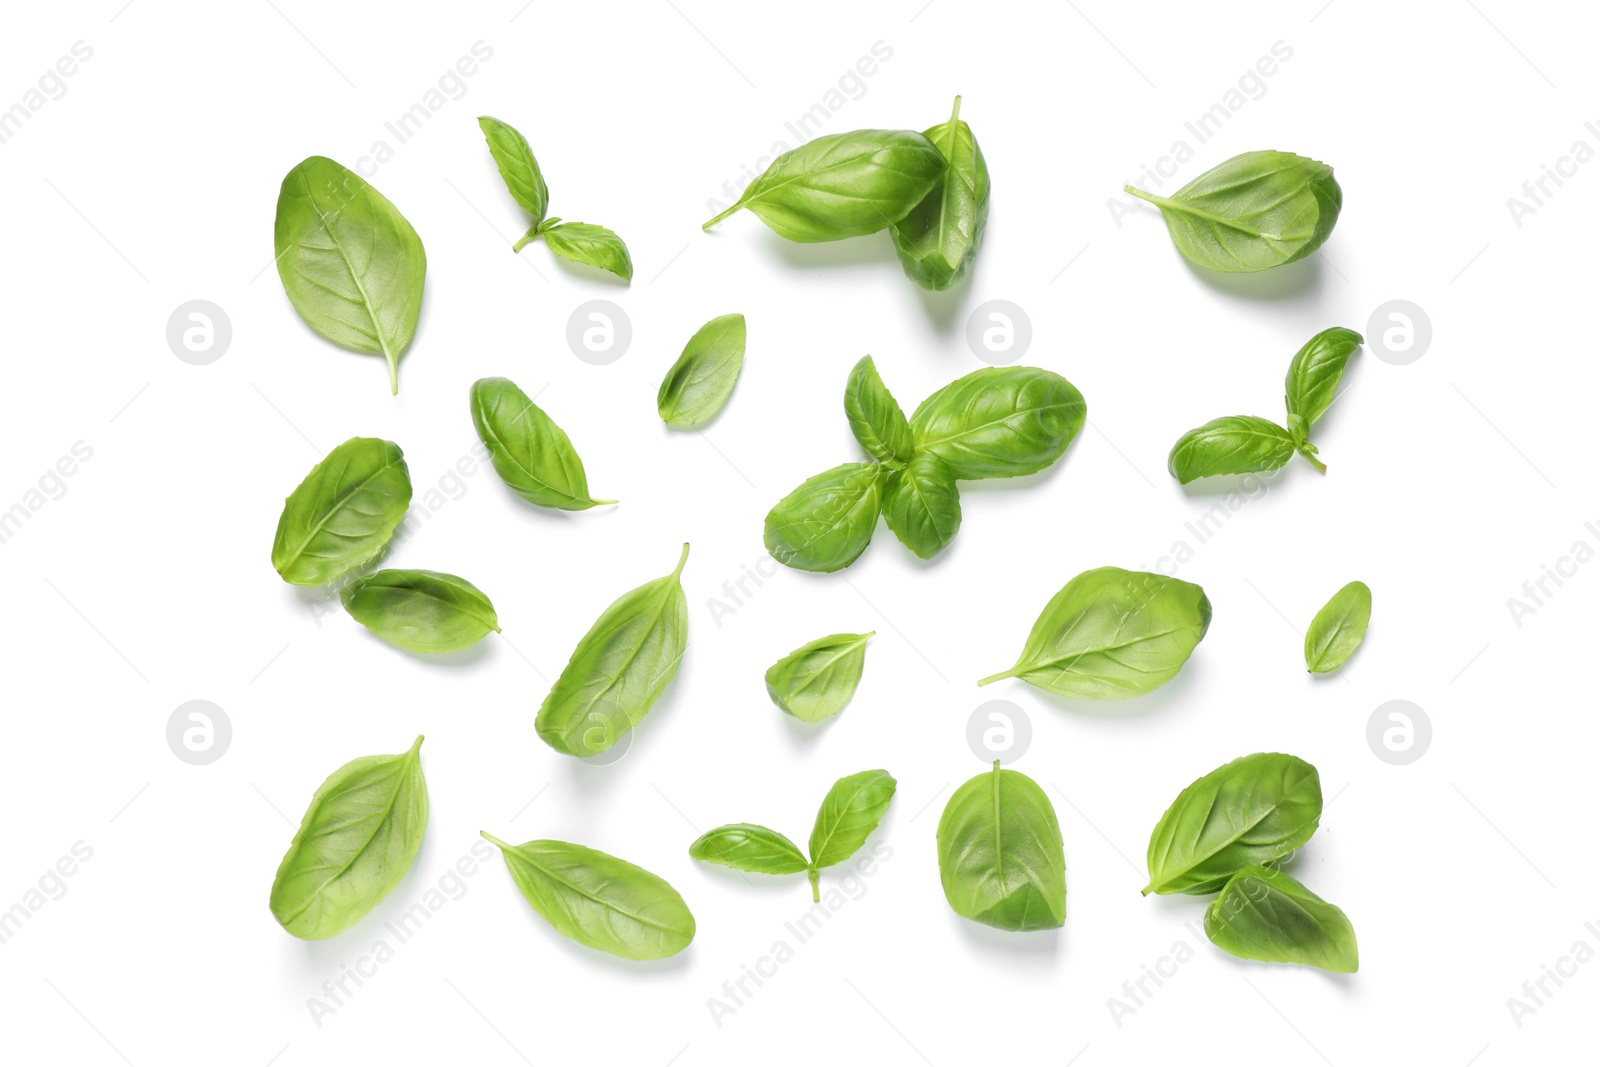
[1298,446,1327,474]
[480,831,511,850]
[976,666,1021,687]
[671,542,691,579]
[703,202,742,230]
[807,868,820,903]
[948,95,963,126]
[512,224,541,252]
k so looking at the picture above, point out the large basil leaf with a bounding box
[891,96,991,290]
[482,834,695,960]
[1125,150,1342,273]
[539,219,633,281]
[340,569,499,653]
[910,367,1086,480]
[843,356,914,463]
[471,376,615,511]
[535,544,689,757]
[980,566,1211,699]
[688,824,810,875]
[764,462,884,573]
[806,769,896,898]
[936,761,1065,931]
[1143,752,1322,896]
[657,313,746,426]
[1304,580,1371,673]
[764,631,873,723]
[273,156,426,394]
[1205,867,1358,973]
[271,437,412,586]
[1284,326,1363,426]
[478,115,548,236]
[703,129,946,241]
[1167,415,1297,484]
[881,452,962,561]
[269,736,428,940]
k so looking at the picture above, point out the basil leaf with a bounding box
[269,736,428,940]
[535,544,689,757]
[843,356,915,463]
[481,834,695,960]
[891,96,991,290]
[936,761,1065,931]
[806,769,896,898]
[1143,752,1322,896]
[1205,867,1358,973]
[881,452,962,560]
[271,437,412,586]
[657,313,746,426]
[688,824,810,875]
[539,219,633,281]
[764,462,885,573]
[703,129,946,241]
[340,569,500,654]
[1304,580,1371,673]
[471,376,615,511]
[981,566,1211,699]
[764,632,873,723]
[273,156,426,394]
[477,115,549,234]
[910,367,1086,480]
[1284,326,1363,426]
[1167,415,1297,484]
[1125,150,1342,273]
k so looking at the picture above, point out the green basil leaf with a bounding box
[764,632,873,723]
[910,367,1086,480]
[1304,580,1372,673]
[478,115,549,234]
[881,452,962,560]
[688,824,811,875]
[703,129,946,241]
[657,312,746,426]
[1284,326,1363,426]
[936,761,1065,931]
[1205,866,1358,973]
[843,355,915,463]
[807,769,896,897]
[1167,415,1297,484]
[1287,412,1311,447]
[273,156,426,394]
[471,376,615,511]
[764,462,885,573]
[535,544,689,757]
[271,437,412,586]
[269,736,428,940]
[981,566,1211,699]
[481,834,695,960]
[1143,753,1322,896]
[1125,150,1342,273]
[340,569,500,653]
[891,96,991,290]
[538,219,633,281]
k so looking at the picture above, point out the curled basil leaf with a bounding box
[657,313,746,426]
[1205,867,1358,973]
[765,632,873,723]
[689,824,810,875]
[910,367,1086,480]
[271,437,412,587]
[340,569,499,654]
[937,761,1065,931]
[891,96,991,290]
[764,462,884,573]
[882,452,962,560]
[1168,415,1298,484]
[539,219,633,281]
[471,376,615,511]
[843,356,914,463]
[1285,326,1363,426]
[1304,580,1371,673]
[478,115,548,232]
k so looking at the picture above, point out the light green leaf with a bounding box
[936,761,1065,931]
[1285,326,1363,426]
[1205,866,1358,973]
[539,219,632,280]
[340,569,499,653]
[910,367,1086,479]
[1304,580,1371,673]
[807,769,896,898]
[478,115,549,230]
[471,376,615,511]
[688,824,810,875]
[881,452,962,561]
[891,96,991,290]
[765,632,873,723]
[1168,415,1298,484]
[843,355,914,463]
[657,313,746,426]
[271,437,412,587]
[764,462,885,573]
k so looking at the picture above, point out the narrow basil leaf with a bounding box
[764,632,873,723]
[273,156,426,394]
[271,437,412,586]
[471,376,615,511]
[270,736,428,940]
[689,824,810,876]
[1205,867,1359,973]
[910,367,1086,479]
[843,356,915,462]
[477,115,549,232]
[535,544,689,757]
[936,761,1065,931]
[1304,580,1372,673]
[764,462,885,573]
[657,313,746,426]
[482,834,695,960]
[538,220,633,281]
[1284,326,1363,426]
[340,569,500,653]
[891,95,991,290]
[882,453,962,560]
[1168,415,1297,484]
[807,769,897,882]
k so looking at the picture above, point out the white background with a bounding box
[1,1,1594,1063]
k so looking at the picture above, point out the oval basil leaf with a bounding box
[843,356,914,463]
[882,452,962,561]
[764,462,885,573]
[340,569,499,654]
[272,437,412,586]
[539,219,633,281]
[1205,867,1358,973]
[1284,326,1363,426]
[703,129,946,241]
[274,156,426,394]
[765,632,873,723]
[471,376,615,511]
[1125,150,1341,273]
[1304,580,1371,673]
[535,544,689,757]
[891,96,991,290]
[807,769,896,899]
[910,367,1086,480]
[1168,415,1296,484]
[689,824,810,876]
[1143,752,1322,896]
[981,566,1211,699]
[478,115,549,237]
[936,761,1065,931]
[657,312,746,426]
[482,834,695,960]
[270,736,428,940]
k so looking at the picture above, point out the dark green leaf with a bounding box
[271,437,412,586]
[471,376,615,511]
[881,452,961,560]
[1168,415,1297,484]
[891,96,991,290]
[910,367,1086,479]
[1304,580,1371,673]
[764,462,885,573]
[688,824,810,875]
[340,569,499,653]
[478,115,549,230]
[1205,866,1358,973]
[1285,326,1363,426]
[936,761,1065,931]
[657,313,746,426]
[843,356,914,463]
[765,632,873,723]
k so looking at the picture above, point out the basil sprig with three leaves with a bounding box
[340,569,500,654]
[891,95,991,290]
[271,437,413,586]
[936,761,1066,931]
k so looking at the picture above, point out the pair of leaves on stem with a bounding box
[471,376,616,510]
[689,769,895,901]
[765,632,872,722]
[658,313,746,426]
[1168,326,1363,484]
[936,762,1065,931]
[1305,580,1372,673]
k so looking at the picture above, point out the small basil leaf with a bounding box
[269,736,428,940]
[1144,752,1322,896]
[936,761,1066,931]
[1285,326,1363,426]
[477,115,549,232]
[482,834,695,960]
[1304,580,1372,673]
[657,313,746,426]
[910,367,1086,480]
[471,376,615,511]
[1168,415,1297,484]
[539,220,633,281]
[764,632,873,723]
[843,355,915,463]
[1287,412,1310,447]
[764,462,885,573]
[688,824,810,875]
[1125,150,1341,273]
[1205,867,1358,973]
[535,544,689,757]
[273,156,426,394]
[981,566,1211,699]
[807,769,896,897]
[891,96,991,290]
[881,453,962,560]
[272,437,412,586]
[340,569,499,653]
